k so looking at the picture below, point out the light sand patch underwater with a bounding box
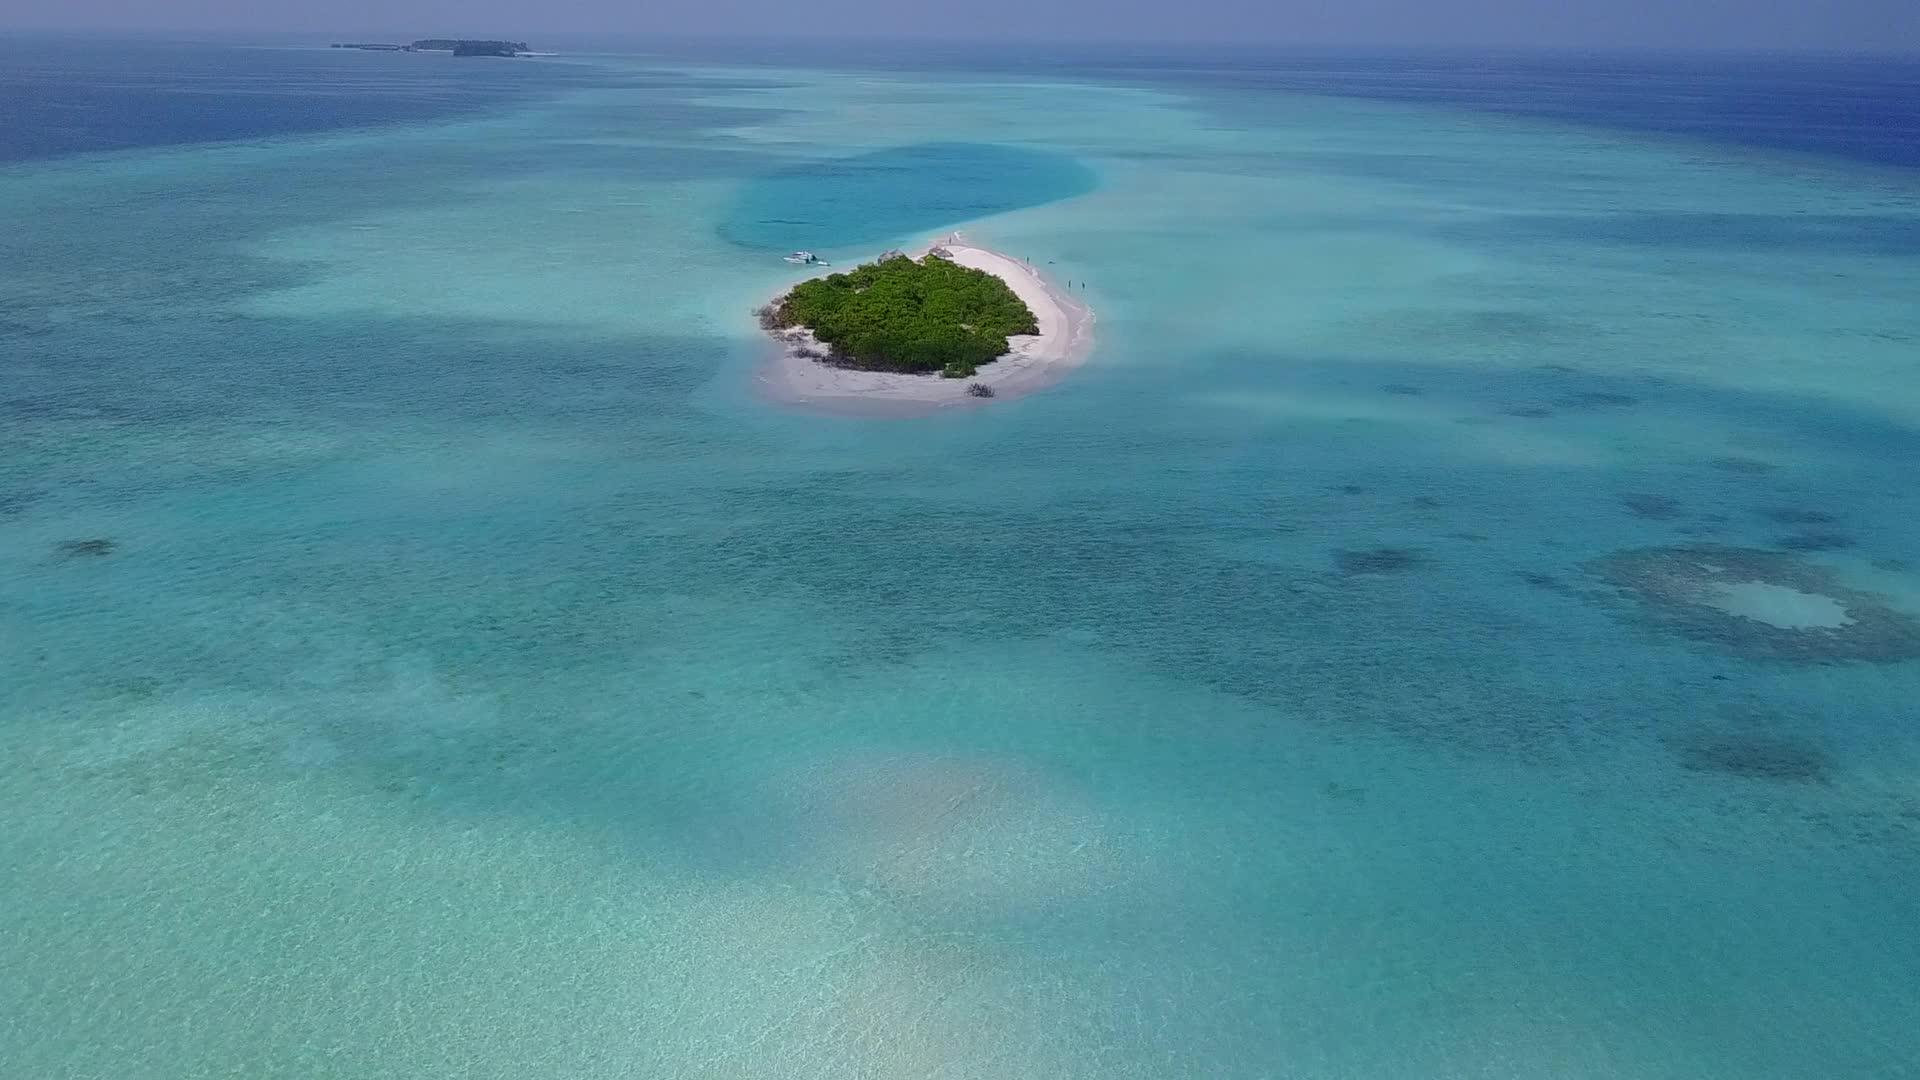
[1705,580,1854,630]
[764,750,1129,916]
[1588,546,1920,662]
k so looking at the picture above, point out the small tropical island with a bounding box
[760,249,1037,379]
[756,235,1094,413]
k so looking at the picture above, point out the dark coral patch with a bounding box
[1381,383,1424,396]
[1673,727,1832,783]
[1762,508,1838,526]
[1776,532,1855,552]
[1503,405,1554,419]
[1709,456,1779,475]
[1555,391,1640,409]
[54,538,115,559]
[1620,493,1683,521]
[1516,570,1584,598]
[1335,547,1428,576]
[0,488,45,516]
[1585,545,1920,663]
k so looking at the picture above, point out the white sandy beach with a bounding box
[755,233,1095,415]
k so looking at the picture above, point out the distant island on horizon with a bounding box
[331,40,531,57]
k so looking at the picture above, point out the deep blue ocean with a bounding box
[1060,47,1920,171]
[10,38,1920,171]
[3,35,1918,1079]
[0,38,603,162]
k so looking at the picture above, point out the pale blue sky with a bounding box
[4,0,1918,51]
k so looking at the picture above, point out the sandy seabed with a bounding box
[755,234,1096,416]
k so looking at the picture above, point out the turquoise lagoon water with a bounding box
[3,44,1920,1077]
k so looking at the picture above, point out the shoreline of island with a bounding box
[754,233,1095,415]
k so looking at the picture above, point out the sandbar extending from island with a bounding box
[755,233,1095,415]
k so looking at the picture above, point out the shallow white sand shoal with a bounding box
[1705,580,1855,630]
[755,233,1095,416]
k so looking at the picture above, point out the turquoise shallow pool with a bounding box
[2,41,1918,1078]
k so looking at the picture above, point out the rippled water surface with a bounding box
[3,39,1919,1078]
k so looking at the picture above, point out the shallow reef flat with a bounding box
[5,43,1920,1080]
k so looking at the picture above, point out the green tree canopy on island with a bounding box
[769,254,1038,375]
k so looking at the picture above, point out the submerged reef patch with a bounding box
[1709,456,1779,475]
[1619,493,1683,521]
[1585,545,1920,663]
[1555,391,1640,409]
[1516,570,1581,599]
[1776,531,1855,552]
[1673,726,1833,784]
[1335,547,1428,576]
[54,538,116,559]
[0,488,44,516]
[1761,507,1838,526]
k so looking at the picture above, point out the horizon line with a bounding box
[3,28,1919,58]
